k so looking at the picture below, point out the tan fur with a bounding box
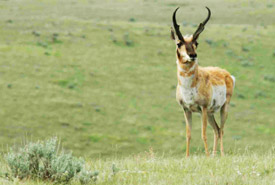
[183,35,193,42]
[174,36,235,157]
[177,66,234,108]
[176,39,234,108]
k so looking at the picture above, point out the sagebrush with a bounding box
[3,138,98,184]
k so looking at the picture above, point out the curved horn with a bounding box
[193,7,211,41]
[172,7,185,42]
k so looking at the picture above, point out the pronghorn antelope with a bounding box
[171,7,235,157]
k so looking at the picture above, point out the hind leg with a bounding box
[220,103,228,156]
[207,114,220,156]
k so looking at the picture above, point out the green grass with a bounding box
[1,149,275,184]
[76,151,275,185]
[0,0,274,183]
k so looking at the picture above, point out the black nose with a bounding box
[190,54,197,58]
[189,54,197,61]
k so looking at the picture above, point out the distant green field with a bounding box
[0,0,274,160]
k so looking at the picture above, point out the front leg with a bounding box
[202,107,210,156]
[183,109,192,157]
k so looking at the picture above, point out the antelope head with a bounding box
[171,7,211,64]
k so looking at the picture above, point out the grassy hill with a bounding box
[0,0,274,160]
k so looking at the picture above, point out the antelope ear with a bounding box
[171,27,183,45]
[170,27,176,40]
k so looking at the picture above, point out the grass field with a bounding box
[0,0,274,184]
[1,149,275,184]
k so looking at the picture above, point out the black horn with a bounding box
[193,7,211,41]
[172,7,185,42]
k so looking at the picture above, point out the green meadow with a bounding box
[0,0,274,184]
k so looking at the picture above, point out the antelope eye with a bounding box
[177,42,183,48]
[194,42,199,48]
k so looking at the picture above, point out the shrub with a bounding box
[123,32,134,46]
[4,137,98,184]
[240,60,253,67]
[129,17,136,22]
[263,74,275,82]
[205,39,213,46]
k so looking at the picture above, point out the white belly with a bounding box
[180,86,197,105]
[210,85,227,112]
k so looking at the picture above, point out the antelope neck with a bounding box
[177,60,198,88]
